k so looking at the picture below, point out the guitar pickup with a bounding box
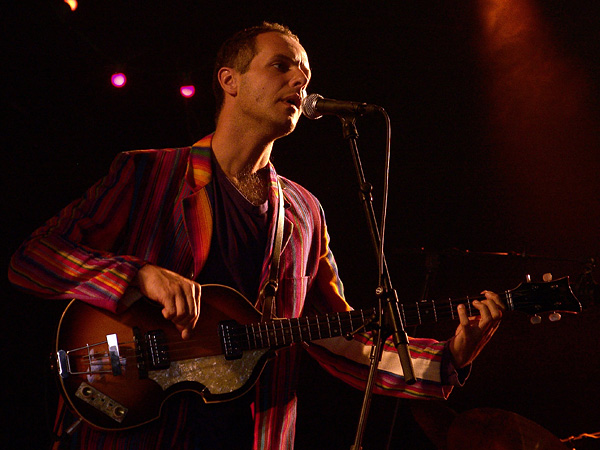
[145,329,170,370]
[219,320,243,360]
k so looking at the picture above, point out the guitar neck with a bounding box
[218,276,580,358]
[221,295,487,355]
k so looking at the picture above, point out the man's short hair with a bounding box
[212,22,300,121]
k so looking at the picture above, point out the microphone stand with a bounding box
[336,113,415,450]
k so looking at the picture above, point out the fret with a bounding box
[296,318,303,342]
[400,303,407,327]
[251,323,258,348]
[293,319,299,343]
[272,322,279,346]
[280,321,285,344]
[262,323,267,348]
[244,324,252,350]
[416,300,437,325]
[505,289,514,311]
[326,316,332,337]
[336,312,342,335]
[302,317,309,342]
[263,323,271,347]
[282,320,290,345]
[254,323,261,347]
[415,302,422,325]
[346,311,354,335]
[286,319,295,342]
[300,317,310,341]
[316,316,322,339]
[297,318,304,341]
[280,320,288,345]
[467,296,472,316]
[280,321,286,344]
[449,298,454,320]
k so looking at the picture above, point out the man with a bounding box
[9,22,503,449]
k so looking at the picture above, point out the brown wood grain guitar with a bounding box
[53,278,581,431]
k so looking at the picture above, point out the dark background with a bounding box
[3,1,599,449]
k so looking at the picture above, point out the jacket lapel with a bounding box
[256,167,294,311]
[182,134,214,278]
[182,134,294,293]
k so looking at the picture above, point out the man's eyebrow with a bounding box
[271,53,311,76]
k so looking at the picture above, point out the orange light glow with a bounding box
[64,0,78,11]
[475,0,598,251]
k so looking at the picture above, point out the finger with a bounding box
[187,282,201,322]
[171,283,201,333]
[172,292,194,326]
[179,287,200,341]
[181,324,193,340]
[171,311,193,341]
[482,290,505,311]
[190,283,201,326]
[481,292,504,320]
[161,298,177,321]
[472,300,492,326]
[457,303,470,327]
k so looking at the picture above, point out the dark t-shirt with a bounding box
[188,157,272,448]
[197,158,271,302]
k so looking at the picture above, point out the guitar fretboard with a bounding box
[222,296,486,355]
[219,277,578,357]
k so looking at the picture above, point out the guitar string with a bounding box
[68,290,551,372]
[96,293,540,357]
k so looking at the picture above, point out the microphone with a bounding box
[301,93,380,120]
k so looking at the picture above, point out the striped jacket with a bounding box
[9,134,452,449]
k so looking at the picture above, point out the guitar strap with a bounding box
[259,179,285,321]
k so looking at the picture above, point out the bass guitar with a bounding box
[53,277,580,430]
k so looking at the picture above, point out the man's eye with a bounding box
[273,63,288,72]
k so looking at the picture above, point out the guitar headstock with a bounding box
[507,275,582,323]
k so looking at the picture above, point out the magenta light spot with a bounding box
[180,85,195,98]
[111,73,127,88]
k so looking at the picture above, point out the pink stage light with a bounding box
[180,85,195,98]
[111,73,127,88]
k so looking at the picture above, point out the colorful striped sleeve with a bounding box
[303,198,453,400]
[8,152,147,312]
[306,335,453,400]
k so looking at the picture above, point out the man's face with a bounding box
[234,32,311,138]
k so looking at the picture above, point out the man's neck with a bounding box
[211,119,274,177]
[211,119,275,205]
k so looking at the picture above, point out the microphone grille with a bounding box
[301,93,323,120]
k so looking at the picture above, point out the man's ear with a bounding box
[218,67,238,97]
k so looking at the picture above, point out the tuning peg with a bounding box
[525,274,531,283]
[543,273,553,282]
[549,312,562,322]
[530,314,542,325]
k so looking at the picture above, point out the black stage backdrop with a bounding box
[3,1,599,449]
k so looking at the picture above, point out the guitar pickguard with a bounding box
[147,349,270,396]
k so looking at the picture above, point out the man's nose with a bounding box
[290,67,309,89]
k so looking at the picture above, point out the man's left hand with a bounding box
[449,290,505,368]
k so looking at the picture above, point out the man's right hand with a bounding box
[133,264,201,340]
